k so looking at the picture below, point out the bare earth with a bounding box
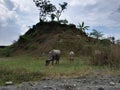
[1,75,120,90]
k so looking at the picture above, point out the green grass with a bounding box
[0,56,120,86]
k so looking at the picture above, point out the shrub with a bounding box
[69,23,76,29]
[19,35,30,43]
[0,47,11,57]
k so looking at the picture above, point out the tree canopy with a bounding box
[33,0,68,22]
[33,0,56,22]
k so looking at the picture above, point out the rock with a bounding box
[53,88,57,90]
[109,81,115,86]
[77,80,81,82]
[92,81,98,84]
[43,85,47,88]
[73,84,76,87]
[43,86,53,89]
[5,81,13,86]
[83,79,87,83]
[118,80,120,83]
[98,87,104,90]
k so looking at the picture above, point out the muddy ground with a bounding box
[1,75,120,90]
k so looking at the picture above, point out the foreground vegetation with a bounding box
[0,56,120,86]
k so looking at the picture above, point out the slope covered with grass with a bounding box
[11,21,91,56]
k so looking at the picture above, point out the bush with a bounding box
[19,35,30,43]
[0,47,11,57]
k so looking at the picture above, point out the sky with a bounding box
[0,0,120,45]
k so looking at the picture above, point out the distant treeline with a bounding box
[0,46,8,49]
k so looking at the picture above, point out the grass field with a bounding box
[0,56,120,86]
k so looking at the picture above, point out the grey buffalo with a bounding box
[45,49,61,66]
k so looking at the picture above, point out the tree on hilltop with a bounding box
[55,2,68,22]
[33,0,56,22]
[33,0,68,22]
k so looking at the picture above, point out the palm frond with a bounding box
[82,22,84,27]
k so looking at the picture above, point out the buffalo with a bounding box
[45,49,61,66]
[69,51,75,63]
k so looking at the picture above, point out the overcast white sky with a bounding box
[0,0,120,45]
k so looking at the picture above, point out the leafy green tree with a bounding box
[78,22,89,32]
[33,0,56,22]
[90,29,104,39]
[55,2,68,21]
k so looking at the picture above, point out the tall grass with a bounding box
[0,56,92,85]
[0,67,44,85]
[109,45,120,68]
[0,55,120,86]
[0,56,45,85]
[90,45,120,68]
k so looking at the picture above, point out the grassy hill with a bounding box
[10,21,96,56]
[0,21,113,58]
[1,21,120,67]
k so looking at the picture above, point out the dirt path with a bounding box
[1,76,120,90]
